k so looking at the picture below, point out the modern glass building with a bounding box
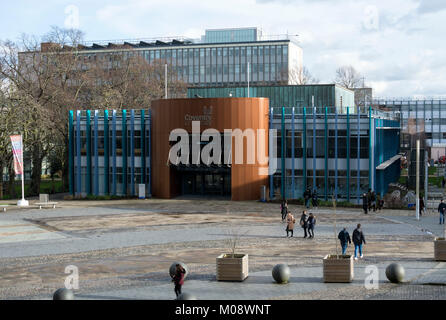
[374,99,446,160]
[188,84,355,113]
[41,28,303,88]
[69,100,401,202]
[270,106,401,203]
[68,109,151,197]
[202,27,258,43]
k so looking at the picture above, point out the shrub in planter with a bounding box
[323,254,354,283]
[216,253,249,281]
[322,197,355,283]
[216,226,249,281]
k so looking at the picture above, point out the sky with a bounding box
[1,0,446,98]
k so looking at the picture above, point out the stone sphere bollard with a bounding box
[53,288,75,300]
[272,264,290,284]
[385,263,405,283]
[169,262,189,279]
[177,292,197,300]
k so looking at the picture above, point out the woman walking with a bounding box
[307,212,316,238]
[300,210,309,238]
[286,211,296,237]
[172,264,186,299]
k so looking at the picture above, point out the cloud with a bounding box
[86,0,446,97]
[417,0,446,14]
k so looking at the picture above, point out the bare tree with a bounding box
[334,65,363,89]
[0,26,187,197]
[289,66,319,85]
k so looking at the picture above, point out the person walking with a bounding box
[352,224,366,260]
[338,227,352,255]
[442,176,445,189]
[286,211,296,237]
[311,189,318,209]
[367,189,372,211]
[419,195,425,217]
[370,191,376,212]
[172,264,186,299]
[438,199,446,224]
[362,193,368,214]
[307,212,316,238]
[281,200,288,222]
[303,188,312,208]
[300,210,309,238]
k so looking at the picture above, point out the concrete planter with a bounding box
[434,238,446,261]
[323,254,354,283]
[216,254,249,281]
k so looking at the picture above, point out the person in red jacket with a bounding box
[172,264,186,298]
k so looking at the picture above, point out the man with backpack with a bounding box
[338,227,352,255]
[352,224,366,260]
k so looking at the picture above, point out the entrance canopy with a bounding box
[376,154,402,170]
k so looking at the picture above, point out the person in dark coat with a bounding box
[352,224,366,260]
[376,194,383,211]
[300,210,309,238]
[367,189,372,211]
[307,212,316,238]
[370,191,376,212]
[419,196,424,217]
[438,199,446,224]
[442,177,445,189]
[362,193,368,214]
[281,200,288,222]
[311,189,318,209]
[303,188,312,208]
[338,227,352,255]
[172,264,186,298]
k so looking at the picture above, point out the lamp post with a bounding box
[416,139,420,220]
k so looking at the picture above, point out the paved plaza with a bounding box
[0,198,445,300]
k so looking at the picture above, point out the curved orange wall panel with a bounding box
[151,98,269,201]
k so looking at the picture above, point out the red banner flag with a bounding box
[10,135,23,175]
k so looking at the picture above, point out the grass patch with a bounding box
[1,179,64,200]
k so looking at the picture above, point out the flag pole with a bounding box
[13,135,28,207]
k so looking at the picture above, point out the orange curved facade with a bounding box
[151,97,269,201]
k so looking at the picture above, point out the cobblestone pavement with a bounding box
[0,198,445,300]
